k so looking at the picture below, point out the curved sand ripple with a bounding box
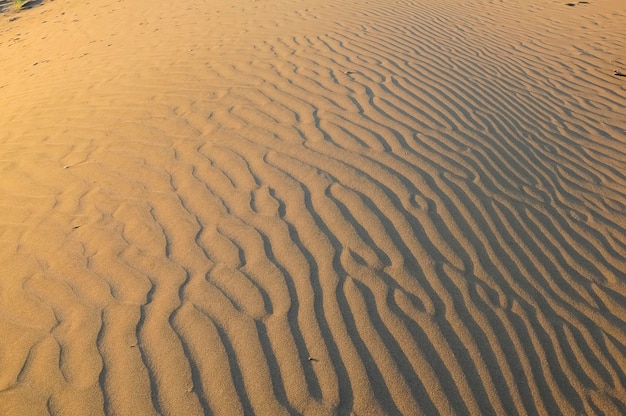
[1,0,625,414]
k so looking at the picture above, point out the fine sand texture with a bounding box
[1,0,625,414]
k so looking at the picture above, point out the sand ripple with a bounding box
[0,0,625,414]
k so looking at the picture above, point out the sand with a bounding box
[0,0,625,414]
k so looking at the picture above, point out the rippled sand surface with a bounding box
[1,0,625,414]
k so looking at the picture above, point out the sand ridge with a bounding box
[0,0,625,414]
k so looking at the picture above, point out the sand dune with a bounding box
[1,0,625,414]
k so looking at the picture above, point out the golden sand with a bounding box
[1,0,625,414]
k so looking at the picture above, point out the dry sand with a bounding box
[1,0,625,414]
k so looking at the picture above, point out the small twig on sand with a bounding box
[610,60,625,77]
